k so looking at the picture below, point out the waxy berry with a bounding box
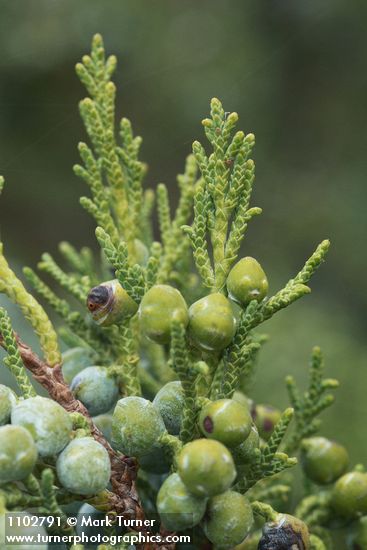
[198,398,252,447]
[139,284,189,344]
[153,381,185,435]
[11,396,72,457]
[301,437,349,485]
[227,257,268,305]
[70,366,119,416]
[331,472,367,518]
[0,425,38,483]
[188,293,236,351]
[177,438,236,497]
[0,384,17,426]
[112,396,166,457]
[56,437,111,496]
[157,473,207,531]
[204,491,254,547]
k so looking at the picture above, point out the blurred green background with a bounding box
[0,0,366,473]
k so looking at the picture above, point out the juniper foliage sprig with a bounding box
[182,98,261,291]
[75,34,146,261]
[213,241,330,398]
[238,408,297,493]
[23,267,72,319]
[23,266,107,361]
[284,346,339,454]
[58,241,96,280]
[156,155,198,284]
[95,226,145,303]
[0,239,61,366]
[109,321,141,396]
[217,300,261,399]
[23,474,42,497]
[251,500,278,522]
[0,307,36,397]
[170,320,201,443]
[140,189,155,246]
[295,493,332,526]
[247,479,291,508]
[0,484,43,511]
[145,242,162,290]
[237,332,268,394]
[247,239,330,332]
[0,471,75,526]
[38,253,88,303]
[208,307,255,400]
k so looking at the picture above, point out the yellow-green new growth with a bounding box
[0,307,35,397]
[0,240,61,366]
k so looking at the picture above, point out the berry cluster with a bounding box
[0,34,364,550]
[0,393,111,496]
